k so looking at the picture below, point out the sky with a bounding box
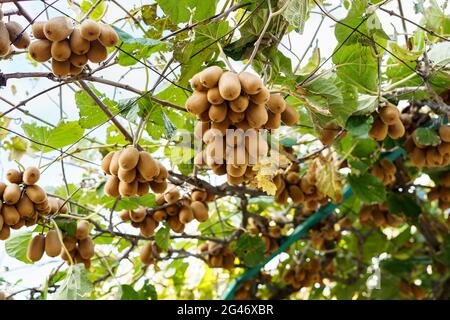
[0,0,447,299]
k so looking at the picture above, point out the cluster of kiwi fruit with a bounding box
[368,103,405,141]
[119,207,159,237]
[28,17,118,77]
[60,220,95,268]
[0,167,68,240]
[188,66,299,185]
[369,158,397,186]
[427,171,450,210]
[247,217,282,256]
[0,9,30,57]
[273,162,328,213]
[139,241,162,266]
[404,125,450,168]
[399,280,425,300]
[318,122,342,145]
[198,242,235,269]
[102,146,168,198]
[282,258,327,290]
[234,281,254,300]
[308,221,341,251]
[359,203,403,228]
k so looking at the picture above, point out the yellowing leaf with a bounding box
[256,174,277,196]
[314,156,343,203]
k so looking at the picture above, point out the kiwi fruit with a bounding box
[69,28,90,55]
[3,184,21,205]
[186,91,210,115]
[109,151,121,175]
[140,242,154,265]
[0,22,11,57]
[87,40,107,63]
[153,209,167,222]
[227,174,244,186]
[101,151,114,175]
[226,164,247,177]
[70,65,83,76]
[16,194,35,218]
[379,104,400,125]
[191,189,208,202]
[51,39,71,61]
[227,109,244,124]
[230,95,249,113]
[207,87,224,105]
[369,117,388,141]
[0,224,11,240]
[265,111,281,129]
[104,175,120,197]
[78,237,95,259]
[28,39,52,62]
[179,205,194,224]
[44,230,62,257]
[44,17,74,42]
[129,208,146,223]
[426,147,442,167]
[51,59,71,77]
[246,103,268,128]
[439,125,450,143]
[438,142,450,156]
[80,19,101,41]
[6,169,22,184]
[209,103,228,122]
[75,220,89,240]
[281,104,299,126]
[411,147,426,167]
[190,73,207,92]
[137,182,150,196]
[2,205,20,226]
[191,201,209,222]
[388,119,405,139]
[118,167,136,183]
[6,21,30,49]
[22,167,40,185]
[194,121,209,139]
[98,24,119,47]
[199,66,223,88]
[218,71,241,101]
[167,215,185,233]
[27,234,45,262]
[249,87,270,105]
[211,163,227,175]
[164,188,180,203]
[267,94,286,114]
[149,180,167,193]
[137,151,159,181]
[140,216,157,237]
[154,162,168,182]
[319,122,340,145]
[119,180,138,197]
[31,21,46,39]
[118,147,140,170]
[238,72,263,95]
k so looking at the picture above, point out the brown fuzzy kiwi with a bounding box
[27,234,45,262]
[265,110,281,129]
[98,24,119,47]
[228,109,245,124]
[227,174,244,186]
[76,220,90,240]
[3,184,21,205]
[6,169,22,184]
[288,185,305,204]
[149,180,168,193]
[154,162,168,183]
[28,39,52,62]
[226,164,247,177]
[250,86,270,105]
[101,151,114,175]
[129,208,146,223]
[153,209,167,222]
[426,147,442,167]
[280,104,299,126]
[140,216,157,237]
[0,182,6,198]
[62,236,77,253]
[16,194,35,218]
[44,17,74,42]
[207,87,224,105]
[78,237,95,259]
[186,91,210,115]
[137,182,150,196]
[439,125,450,143]
[31,21,46,39]
[23,167,40,185]
[110,151,121,175]
[167,215,185,233]
[140,242,154,265]
[69,28,90,55]
[191,189,208,202]
[164,188,180,203]
[319,122,340,145]
[51,39,71,61]
[246,103,268,128]
[238,72,263,95]
[165,205,179,216]
[379,104,400,125]
[194,121,210,140]
[275,188,289,204]
[51,59,71,77]
[0,22,11,57]
[191,201,209,222]
[119,180,138,197]
[80,19,101,41]
[300,177,315,194]
[230,95,249,113]
[87,40,107,63]
[190,73,208,92]
[70,63,83,76]
[211,163,227,175]
[379,158,396,174]
[104,175,120,197]
[179,205,194,224]
[197,109,210,122]
[438,142,450,157]
[118,146,140,170]
[45,230,62,257]
[286,172,301,184]
[410,147,426,167]
[218,71,241,101]
[6,21,30,49]
[199,66,223,88]
[210,118,230,136]
[137,151,160,181]
[388,119,405,139]
[209,103,228,122]
[369,117,388,141]
[267,94,286,114]
[1,205,20,226]
[118,167,136,183]
[0,224,11,240]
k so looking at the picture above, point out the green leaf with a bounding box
[52,264,93,300]
[155,224,171,250]
[80,0,106,20]
[5,231,33,264]
[386,192,421,217]
[346,115,373,136]
[415,127,441,146]
[55,218,77,237]
[75,90,119,129]
[352,138,378,158]
[156,0,219,24]
[428,42,450,67]
[283,0,309,33]
[233,233,265,267]
[348,173,386,204]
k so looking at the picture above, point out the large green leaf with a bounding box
[348,172,386,204]
[415,127,441,146]
[5,231,33,264]
[233,233,265,267]
[155,224,171,250]
[52,264,93,300]
[156,0,219,24]
[75,90,119,129]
